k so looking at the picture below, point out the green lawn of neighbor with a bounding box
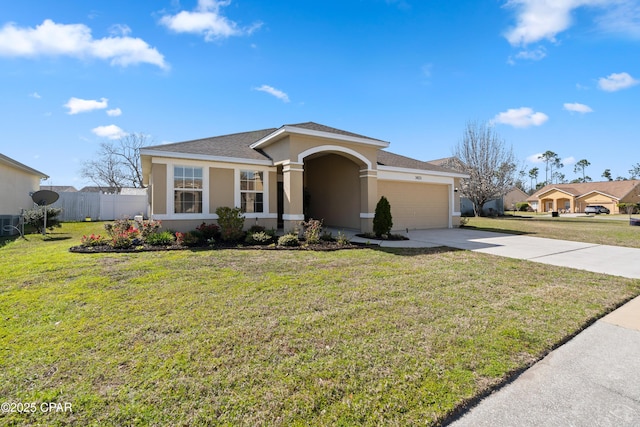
[1,221,639,426]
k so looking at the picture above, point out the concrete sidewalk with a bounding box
[347,228,640,425]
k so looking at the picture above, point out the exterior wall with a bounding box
[378,180,450,230]
[0,163,41,215]
[210,167,234,211]
[152,218,278,234]
[151,163,167,215]
[305,154,360,229]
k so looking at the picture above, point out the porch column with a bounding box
[359,168,377,233]
[282,161,304,232]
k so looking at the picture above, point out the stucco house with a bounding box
[0,153,48,216]
[1,154,48,236]
[528,180,640,214]
[140,122,468,233]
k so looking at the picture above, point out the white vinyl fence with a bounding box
[51,192,148,221]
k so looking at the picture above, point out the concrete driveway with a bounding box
[353,228,640,279]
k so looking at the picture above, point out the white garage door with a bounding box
[378,181,450,230]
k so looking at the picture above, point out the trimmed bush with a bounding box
[196,222,220,241]
[215,207,245,242]
[373,196,393,237]
[23,207,62,233]
[277,233,300,247]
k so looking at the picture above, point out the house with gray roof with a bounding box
[140,122,468,233]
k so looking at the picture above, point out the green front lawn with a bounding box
[1,222,639,426]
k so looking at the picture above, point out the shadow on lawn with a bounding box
[377,246,464,256]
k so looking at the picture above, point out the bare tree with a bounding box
[81,133,150,191]
[453,121,517,216]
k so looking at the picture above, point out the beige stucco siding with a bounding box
[378,181,449,230]
[268,171,277,215]
[210,167,234,211]
[0,164,41,215]
[305,154,360,229]
[151,163,167,215]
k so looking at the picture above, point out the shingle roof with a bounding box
[529,180,640,200]
[143,122,463,175]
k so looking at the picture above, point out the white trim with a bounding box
[250,125,390,150]
[360,213,375,219]
[235,168,270,215]
[378,164,468,179]
[243,213,278,219]
[297,145,373,169]
[152,214,219,221]
[140,149,273,166]
[169,164,209,216]
[378,169,457,185]
[282,214,305,221]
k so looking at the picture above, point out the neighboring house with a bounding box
[79,186,120,194]
[40,185,77,193]
[0,153,48,215]
[527,180,640,214]
[140,122,468,233]
[503,187,530,212]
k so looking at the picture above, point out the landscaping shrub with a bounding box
[145,231,175,246]
[80,234,108,247]
[245,231,273,245]
[336,231,350,246]
[105,219,141,249]
[23,207,62,233]
[516,202,530,212]
[248,225,266,233]
[619,203,640,214]
[373,196,393,237]
[180,231,202,247]
[215,207,245,241]
[320,230,334,241]
[137,219,162,238]
[277,233,300,247]
[301,218,323,244]
[196,222,221,241]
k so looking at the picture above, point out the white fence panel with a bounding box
[50,192,148,221]
[53,192,100,221]
[99,194,148,221]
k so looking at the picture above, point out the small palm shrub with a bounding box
[245,231,273,245]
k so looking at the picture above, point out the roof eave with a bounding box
[377,164,469,179]
[140,149,273,166]
[250,125,390,150]
[0,153,48,179]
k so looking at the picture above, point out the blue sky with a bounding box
[1,0,638,189]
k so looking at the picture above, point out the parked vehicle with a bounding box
[585,205,610,214]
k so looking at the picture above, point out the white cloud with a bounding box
[594,1,640,38]
[515,45,547,60]
[527,153,544,163]
[563,156,576,166]
[29,92,41,99]
[92,124,127,139]
[0,19,168,69]
[421,63,433,78]
[563,102,593,113]
[503,0,615,46]
[64,97,108,114]
[160,0,261,41]
[598,72,639,91]
[492,107,549,128]
[106,108,122,117]
[255,84,290,103]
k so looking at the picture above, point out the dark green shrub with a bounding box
[320,231,334,241]
[23,207,62,233]
[277,233,300,247]
[180,231,202,247]
[245,231,273,245]
[373,196,393,237]
[145,231,175,246]
[196,222,220,240]
[215,207,245,241]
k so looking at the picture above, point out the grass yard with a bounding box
[466,214,640,249]
[1,222,639,426]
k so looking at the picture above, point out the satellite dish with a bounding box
[31,190,59,206]
[31,190,59,237]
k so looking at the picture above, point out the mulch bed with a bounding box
[69,241,377,254]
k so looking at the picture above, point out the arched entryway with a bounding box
[304,153,361,230]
